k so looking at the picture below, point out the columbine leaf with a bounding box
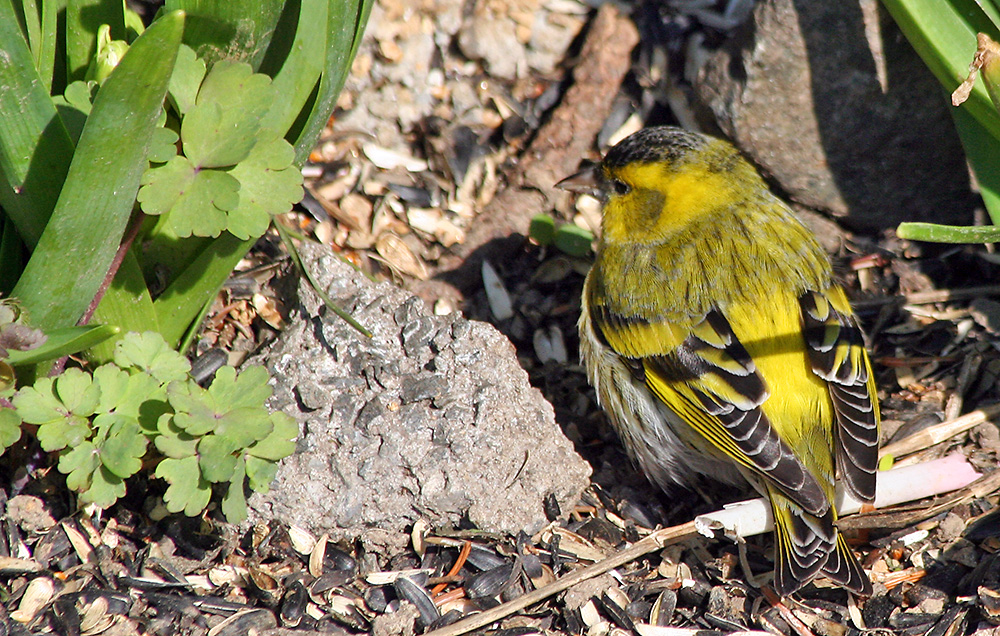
[149,127,180,163]
[0,408,22,451]
[167,44,205,115]
[113,332,191,382]
[214,408,272,448]
[99,417,147,478]
[36,416,91,452]
[15,372,96,452]
[247,412,297,461]
[156,456,211,516]
[246,455,279,492]
[154,413,198,458]
[94,363,165,423]
[167,381,219,436]
[226,136,303,239]
[79,466,127,508]
[183,61,274,167]
[197,434,240,482]
[52,80,99,142]
[221,457,247,523]
[208,366,272,410]
[60,442,100,492]
[12,378,65,423]
[54,368,101,415]
[137,156,240,238]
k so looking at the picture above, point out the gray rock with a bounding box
[696,0,976,230]
[247,242,590,545]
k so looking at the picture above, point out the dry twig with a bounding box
[421,521,698,636]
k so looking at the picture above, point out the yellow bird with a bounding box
[562,126,879,596]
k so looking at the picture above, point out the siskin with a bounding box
[561,126,879,596]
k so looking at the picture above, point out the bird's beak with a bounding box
[556,164,603,198]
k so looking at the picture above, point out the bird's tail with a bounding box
[769,489,871,596]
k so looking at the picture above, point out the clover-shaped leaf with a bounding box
[138,157,240,238]
[97,415,147,479]
[113,332,192,383]
[246,455,279,493]
[52,80,99,142]
[60,442,126,508]
[226,136,303,239]
[183,61,274,167]
[215,408,273,448]
[79,467,127,508]
[167,381,220,436]
[221,457,248,523]
[15,370,99,452]
[167,44,205,115]
[61,442,100,492]
[154,413,199,457]
[156,456,211,516]
[0,408,22,452]
[54,368,101,415]
[208,366,272,410]
[149,126,179,163]
[197,434,240,483]
[247,412,297,461]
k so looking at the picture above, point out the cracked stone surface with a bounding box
[247,241,591,549]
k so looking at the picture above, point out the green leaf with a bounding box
[98,416,146,478]
[12,12,185,331]
[880,0,1000,138]
[78,466,127,508]
[6,324,119,366]
[246,454,279,492]
[553,224,594,257]
[60,441,100,491]
[152,233,252,349]
[93,364,130,412]
[148,127,180,164]
[183,60,275,167]
[226,136,303,239]
[167,44,206,115]
[35,414,91,452]
[88,250,159,362]
[292,0,374,163]
[247,411,297,461]
[529,214,556,246]
[221,456,247,523]
[138,156,241,238]
[164,0,284,69]
[896,222,1000,243]
[952,101,1000,226]
[197,434,239,482]
[12,377,66,423]
[113,331,191,383]
[0,408,23,451]
[154,418,199,458]
[0,0,75,248]
[167,382,220,436]
[258,0,329,135]
[208,365,272,409]
[54,367,101,415]
[156,455,212,516]
[52,80,99,143]
[66,0,126,82]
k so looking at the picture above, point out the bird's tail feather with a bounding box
[769,490,868,596]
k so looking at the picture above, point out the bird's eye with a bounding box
[611,179,631,196]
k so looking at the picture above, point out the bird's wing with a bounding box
[800,289,880,503]
[593,305,830,517]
